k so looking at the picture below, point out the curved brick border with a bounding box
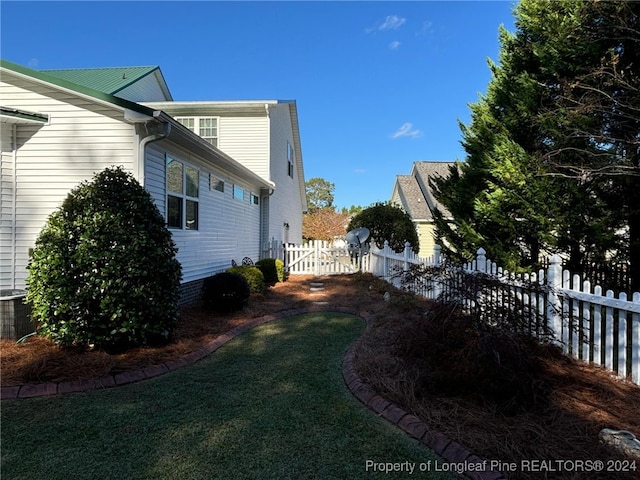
[342,313,506,480]
[1,304,505,479]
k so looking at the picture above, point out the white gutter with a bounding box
[125,109,170,187]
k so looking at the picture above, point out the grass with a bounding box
[1,312,458,480]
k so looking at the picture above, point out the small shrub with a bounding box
[26,166,182,351]
[255,258,285,284]
[203,272,250,312]
[227,265,265,294]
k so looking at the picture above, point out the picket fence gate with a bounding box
[267,239,370,276]
[368,241,640,386]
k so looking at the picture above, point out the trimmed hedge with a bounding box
[202,272,250,312]
[255,258,285,285]
[227,265,265,294]
[26,166,182,351]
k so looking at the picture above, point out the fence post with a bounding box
[476,248,487,273]
[404,241,411,272]
[547,254,563,345]
[433,244,442,300]
[383,240,390,279]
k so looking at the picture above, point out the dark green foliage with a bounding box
[202,272,250,312]
[255,258,285,285]
[227,266,265,294]
[347,202,419,253]
[432,0,640,287]
[26,166,182,350]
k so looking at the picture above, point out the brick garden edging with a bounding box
[0,305,506,479]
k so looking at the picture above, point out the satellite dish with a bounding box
[345,227,370,272]
[345,227,370,245]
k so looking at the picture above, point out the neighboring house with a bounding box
[141,100,307,249]
[390,161,456,258]
[0,59,295,304]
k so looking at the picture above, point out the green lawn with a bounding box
[1,312,457,480]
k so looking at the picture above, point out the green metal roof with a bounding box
[1,59,157,117]
[43,66,165,96]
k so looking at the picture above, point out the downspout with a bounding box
[11,124,17,289]
[137,121,171,187]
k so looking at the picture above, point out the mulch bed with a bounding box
[2,274,639,480]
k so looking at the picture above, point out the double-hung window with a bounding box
[167,155,199,230]
[175,117,219,147]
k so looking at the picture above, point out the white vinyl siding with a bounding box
[0,72,138,289]
[268,104,304,244]
[142,100,305,247]
[115,71,171,102]
[0,125,15,289]
[216,116,270,179]
[145,142,262,284]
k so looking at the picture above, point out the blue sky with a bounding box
[1,1,517,209]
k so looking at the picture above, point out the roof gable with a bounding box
[392,161,457,221]
[1,59,157,117]
[43,66,173,102]
[393,175,433,220]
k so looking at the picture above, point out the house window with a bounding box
[287,141,294,178]
[233,184,245,201]
[251,193,259,205]
[210,174,224,192]
[175,117,219,147]
[166,155,199,230]
[199,118,218,146]
[175,117,194,131]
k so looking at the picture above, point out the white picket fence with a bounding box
[265,239,369,276]
[369,241,640,385]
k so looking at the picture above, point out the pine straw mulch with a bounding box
[2,273,640,480]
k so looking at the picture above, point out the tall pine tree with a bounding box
[433,0,639,290]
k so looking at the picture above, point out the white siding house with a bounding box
[142,100,308,251]
[0,60,274,303]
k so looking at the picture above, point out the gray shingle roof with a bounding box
[393,161,457,220]
[413,161,456,218]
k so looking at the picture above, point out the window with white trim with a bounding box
[251,193,259,205]
[166,155,199,230]
[175,117,219,147]
[287,141,294,178]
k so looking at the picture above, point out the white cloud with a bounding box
[388,40,401,50]
[27,58,39,68]
[391,123,423,139]
[354,168,367,174]
[379,15,406,31]
[366,15,406,33]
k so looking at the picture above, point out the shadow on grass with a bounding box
[1,312,458,480]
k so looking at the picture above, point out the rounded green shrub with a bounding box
[202,272,250,312]
[227,265,265,294]
[255,258,285,284]
[26,166,182,351]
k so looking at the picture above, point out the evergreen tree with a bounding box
[433,0,639,290]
